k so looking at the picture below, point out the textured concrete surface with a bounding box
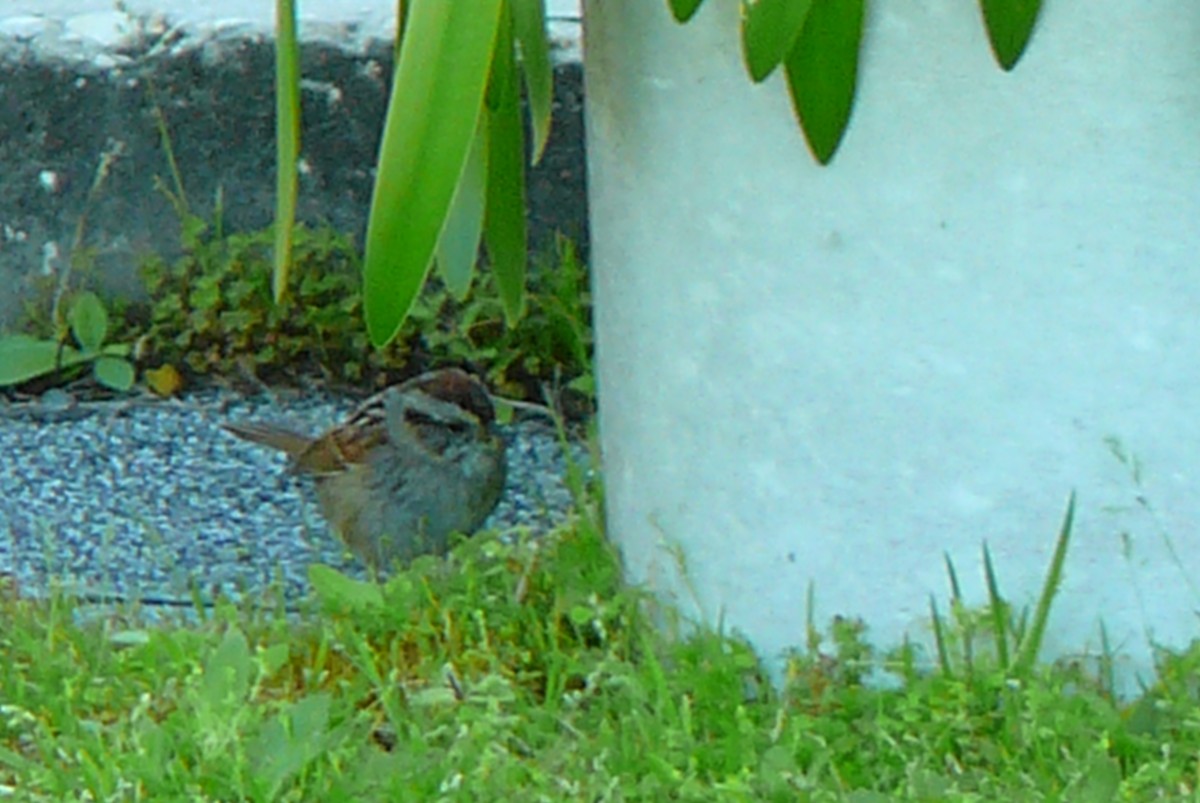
[587,0,1200,694]
[0,2,585,328]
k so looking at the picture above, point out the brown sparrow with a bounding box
[222,368,506,569]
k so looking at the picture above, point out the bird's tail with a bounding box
[221,421,312,457]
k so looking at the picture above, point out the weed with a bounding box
[411,233,593,405]
[2,141,137,393]
[139,219,395,387]
[136,212,592,402]
[930,492,1076,684]
[0,291,134,391]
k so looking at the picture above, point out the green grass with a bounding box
[3,514,1200,801]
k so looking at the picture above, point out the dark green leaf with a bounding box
[741,0,813,82]
[363,0,503,346]
[511,0,554,164]
[783,0,864,164]
[980,0,1042,70]
[485,10,528,325]
[668,0,706,22]
[69,291,108,353]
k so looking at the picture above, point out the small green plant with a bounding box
[139,211,593,402]
[140,218,400,387]
[138,91,591,401]
[0,291,134,391]
[929,490,1077,682]
[410,233,593,403]
[2,139,137,394]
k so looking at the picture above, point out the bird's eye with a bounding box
[407,410,471,434]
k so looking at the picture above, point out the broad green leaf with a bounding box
[308,564,384,613]
[363,0,503,346]
[1122,694,1161,737]
[273,0,301,301]
[0,335,87,385]
[260,643,290,676]
[511,0,554,164]
[69,291,108,353]
[93,356,135,391]
[248,719,292,800]
[1072,754,1121,802]
[741,0,813,82]
[0,335,59,385]
[288,692,331,745]
[202,627,253,707]
[437,117,489,300]
[107,629,152,647]
[250,694,331,796]
[484,10,528,324]
[668,0,706,22]
[980,0,1042,71]
[783,0,864,164]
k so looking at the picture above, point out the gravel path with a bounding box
[0,388,584,612]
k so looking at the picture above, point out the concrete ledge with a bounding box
[0,3,586,328]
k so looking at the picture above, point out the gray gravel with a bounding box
[0,387,585,611]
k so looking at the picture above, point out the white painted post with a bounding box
[584,0,1200,689]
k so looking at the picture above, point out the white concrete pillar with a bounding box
[584,0,1200,688]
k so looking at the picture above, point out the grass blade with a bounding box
[805,580,819,654]
[982,542,1009,668]
[273,0,300,301]
[1011,491,1076,678]
[944,552,974,675]
[930,595,953,678]
[1097,620,1115,699]
[943,551,963,602]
